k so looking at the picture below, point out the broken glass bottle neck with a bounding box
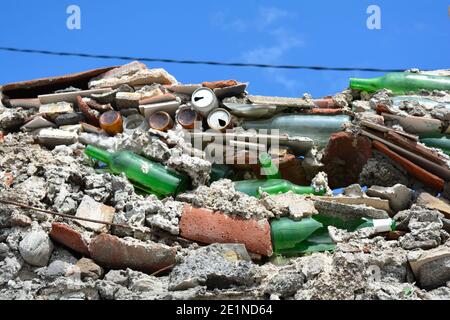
[85,145,112,164]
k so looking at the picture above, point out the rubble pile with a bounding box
[1,63,450,300]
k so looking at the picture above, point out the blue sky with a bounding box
[0,0,449,97]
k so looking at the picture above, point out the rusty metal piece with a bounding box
[77,96,100,126]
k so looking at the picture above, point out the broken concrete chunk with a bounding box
[75,195,115,233]
[168,243,258,291]
[19,230,54,267]
[397,206,444,250]
[408,246,450,290]
[314,199,389,220]
[37,128,78,147]
[261,193,317,220]
[89,61,177,89]
[115,92,141,109]
[89,234,176,274]
[39,102,73,117]
[366,184,413,212]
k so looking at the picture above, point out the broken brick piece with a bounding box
[0,131,4,143]
[89,234,176,274]
[179,204,273,256]
[322,132,372,189]
[139,93,176,105]
[49,222,90,257]
[372,140,444,191]
[309,108,343,115]
[202,80,238,89]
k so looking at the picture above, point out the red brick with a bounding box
[49,222,91,257]
[179,204,273,256]
[322,132,372,189]
[89,234,176,274]
[202,80,238,89]
[309,108,343,115]
[0,131,4,143]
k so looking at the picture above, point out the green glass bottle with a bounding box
[420,134,450,156]
[85,145,189,197]
[258,152,282,179]
[234,179,325,198]
[350,73,450,94]
[241,114,350,147]
[234,152,324,197]
[270,216,396,256]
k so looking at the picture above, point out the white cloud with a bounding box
[211,6,303,94]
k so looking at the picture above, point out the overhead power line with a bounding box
[0,46,406,73]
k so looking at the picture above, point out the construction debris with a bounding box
[1,63,450,300]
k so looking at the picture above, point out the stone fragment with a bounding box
[115,92,141,109]
[408,246,450,289]
[202,80,238,89]
[49,222,91,257]
[180,204,273,256]
[366,184,413,212]
[89,234,176,274]
[10,213,32,227]
[169,243,258,291]
[75,195,115,233]
[73,258,104,280]
[37,128,78,147]
[19,230,54,267]
[54,113,85,126]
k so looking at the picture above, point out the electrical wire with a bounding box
[0,46,407,72]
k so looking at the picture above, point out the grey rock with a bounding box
[263,268,305,298]
[169,243,259,291]
[0,255,23,285]
[366,184,413,212]
[55,113,84,126]
[19,230,54,267]
[36,260,73,278]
